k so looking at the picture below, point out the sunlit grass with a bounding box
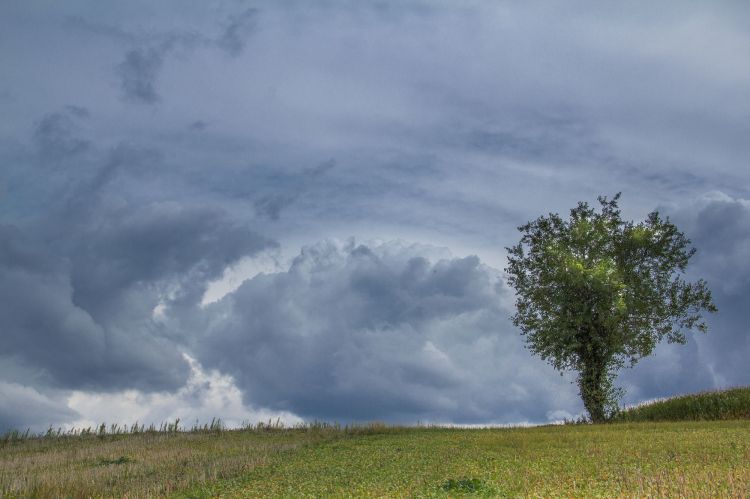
[2,413,749,497]
[186,421,750,497]
[192,421,750,497]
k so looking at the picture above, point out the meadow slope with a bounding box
[188,421,749,497]
[613,387,750,422]
[2,420,748,497]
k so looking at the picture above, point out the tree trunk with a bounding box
[579,361,607,423]
[577,332,610,423]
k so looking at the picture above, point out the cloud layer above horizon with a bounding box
[1,0,749,431]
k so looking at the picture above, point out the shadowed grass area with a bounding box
[613,386,750,422]
[0,421,372,498]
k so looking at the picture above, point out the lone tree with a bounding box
[505,193,716,422]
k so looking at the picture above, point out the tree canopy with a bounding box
[505,193,717,422]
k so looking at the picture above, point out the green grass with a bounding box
[0,421,352,498]
[613,386,750,422]
[185,421,750,497]
[3,388,750,498]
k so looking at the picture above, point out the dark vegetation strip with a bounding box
[612,386,750,422]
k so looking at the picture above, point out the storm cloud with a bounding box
[33,106,91,160]
[0,1,748,430]
[217,8,258,56]
[117,47,165,104]
[254,159,335,220]
[192,240,575,423]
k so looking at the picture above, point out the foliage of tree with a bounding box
[505,193,717,422]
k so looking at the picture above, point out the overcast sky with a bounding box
[1,0,749,431]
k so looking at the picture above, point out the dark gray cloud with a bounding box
[668,195,750,385]
[117,47,165,104]
[217,8,258,56]
[0,224,136,391]
[65,13,212,105]
[673,194,750,296]
[0,200,276,403]
[33,106,90,161]
[254,159,335,220]
[68,202,275,320]
[618,193,750,403]
[1,101,277,402]
[188,120,208,131]
[98,7,258,104]
[194,241,575,423]
[0,203,273,431]
[0,383,78,432]
[0,1,748,428]
[115,29,209,104]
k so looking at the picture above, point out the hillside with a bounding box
[2,419,749,497]
[613,386,750,423]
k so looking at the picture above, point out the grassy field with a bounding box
[0,422,346,498]
[2,420,749,497]
[613,386,750,422]
[188,421,749,498]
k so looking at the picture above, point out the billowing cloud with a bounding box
[66,202,274,317]
[193,240,577,423]
[65,354,302,431]
[670,192,750,296]
[1,130,277,393]
[0,221,182,393]
[0,224,109,388]
[1,202,276,386]
[0,1,748,429]
[0,355,300,433]
[0,382,78,433]
[668,194,750,385]
[617,193,750,403]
